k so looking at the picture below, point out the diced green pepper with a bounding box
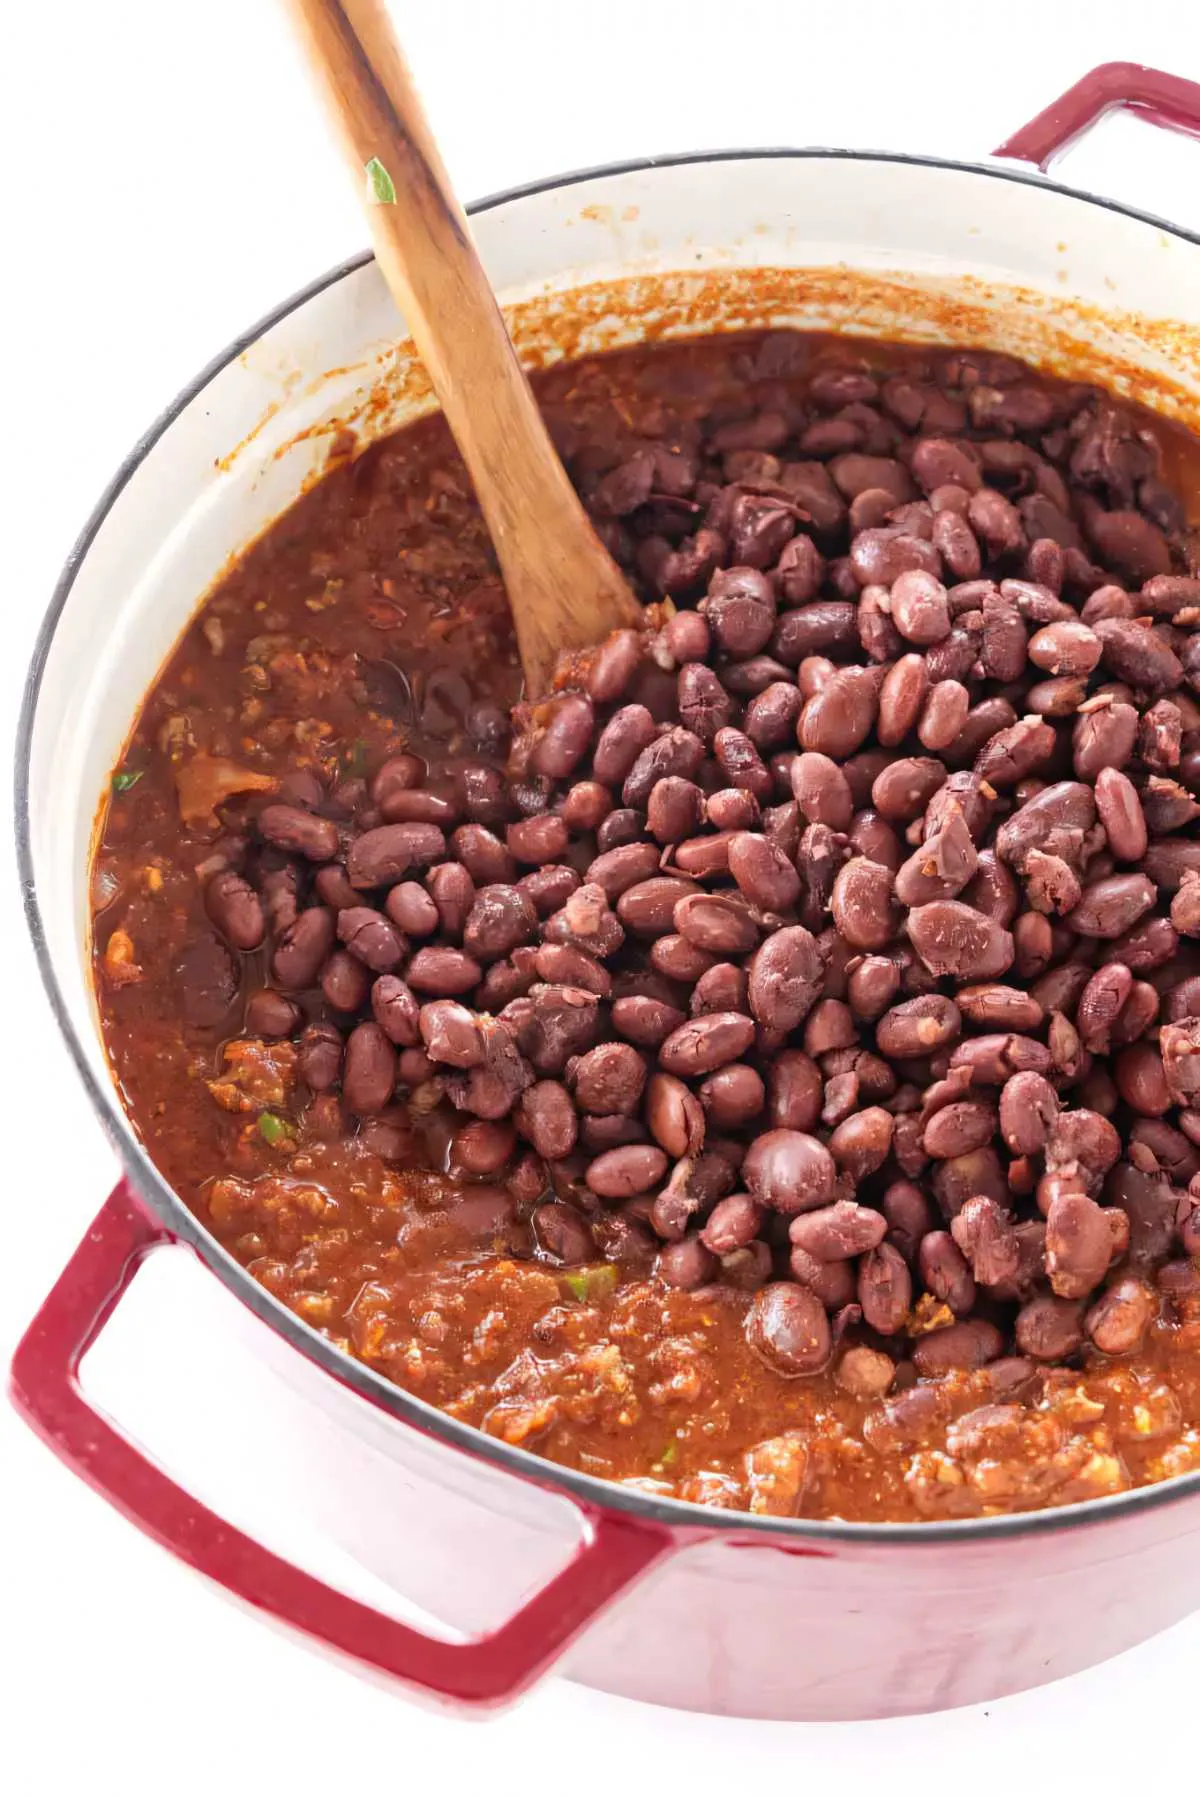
[562,1262,619,1303]
[258,1112,294,1146]
[111,768,143,792]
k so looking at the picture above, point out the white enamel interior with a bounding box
[25,153,1200,1150]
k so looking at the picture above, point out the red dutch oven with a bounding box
[12,64,1200,1721]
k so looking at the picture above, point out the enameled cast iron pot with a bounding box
[13,64,1200,1721]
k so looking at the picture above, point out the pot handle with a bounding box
[995,61,1200,170]
[9,1180,674,1709]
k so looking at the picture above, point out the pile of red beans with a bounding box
[197,346,1200,1389]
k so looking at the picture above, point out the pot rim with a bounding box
[17,144,1200,1547]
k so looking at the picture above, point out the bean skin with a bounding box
[518,1081,578,1160]
[743,1129,835,1214]
[746,1284,832,1375]
[658,1011,756,1077]
[585,1144,668,1198]
[343,1022,397,1115]
[258,804,340,861]
[204,870,266,951]
[272,906,336,990]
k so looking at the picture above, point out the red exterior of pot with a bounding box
[11,1180,1200,1720]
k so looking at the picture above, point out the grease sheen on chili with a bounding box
[93,330,1200,1521]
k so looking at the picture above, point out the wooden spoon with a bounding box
[283,0,643,697]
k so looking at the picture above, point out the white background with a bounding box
[3,1,1199,1787]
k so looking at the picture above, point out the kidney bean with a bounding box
[885,569,949,645]
[917,681,970,753]
[671,891,758,957]
[342,1022,396,1115]
[450,1119,516,1178]
[746,1282,832,1375]
[503,814,566,866]
[365,974,418,1048]
[757,1051,820,1135]
[533,1202,594,1265]
[881,1179,935,1261]
[272,906,336,990]
[788,1200,888,1262]
[383,881,437,937]
[334,905,404,973]
[1093,766,1148,863]
[957,984,1041,1030]
[517,1081,578,1161]
[826,857,897,953]
[798,667,879,759]
[347,823,445,888]
[676,1045,758,1124]
[727,831,802,910]
[528,943,607,999]
[922,1102,996,1160]
[905,901,1015,984]
[605,990,683,1048]
[610,877,688,940]
[1069,873,1157,939]
[569,1042,646,1116]
[786,753,851,832]
[318,948,367,1012]
[912,1318,1003,1375]
[745,927,823,1032]
[451,826,514,889]
[1015,1293,1085,1361]
[994,780,1097,868]
[857,1243,913,1335]
[1044,1191,1113,1299]
[1072,699,1139,781]
[873,994,960,1059]
[1113,1040,1172,1116]
[658,1011,756,1078]
[870,757,944,824]
[844,956,899,1022]
[998,1069,1058,1156]
[256,804,338,862]
[918,1231,977,1314]
[1085,1275,1157,1355]
[311,865,357,912]
[873,654,928,749]
[527,695,593,780]
[622,727,706,810]
[297,1022,343,1092]
[244,987,300,1038]
[376,788,457,827]
[641,1072,703,1160]
[581,842,658,902]
[742,1129,835,1215]
[933,1146,1006,1218]
[204,870,265,952]
[589,706,654,788]
[419,999,486,1067]
[694,1194,761,1257]
[585,1144,668,1199]
[949,1195,1018,1288]
[556,782,609,835]
[405,946,482,996]
[654,1236,717,1290]
[691,962,749,1017]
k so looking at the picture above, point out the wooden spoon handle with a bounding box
[283,0,641,694]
